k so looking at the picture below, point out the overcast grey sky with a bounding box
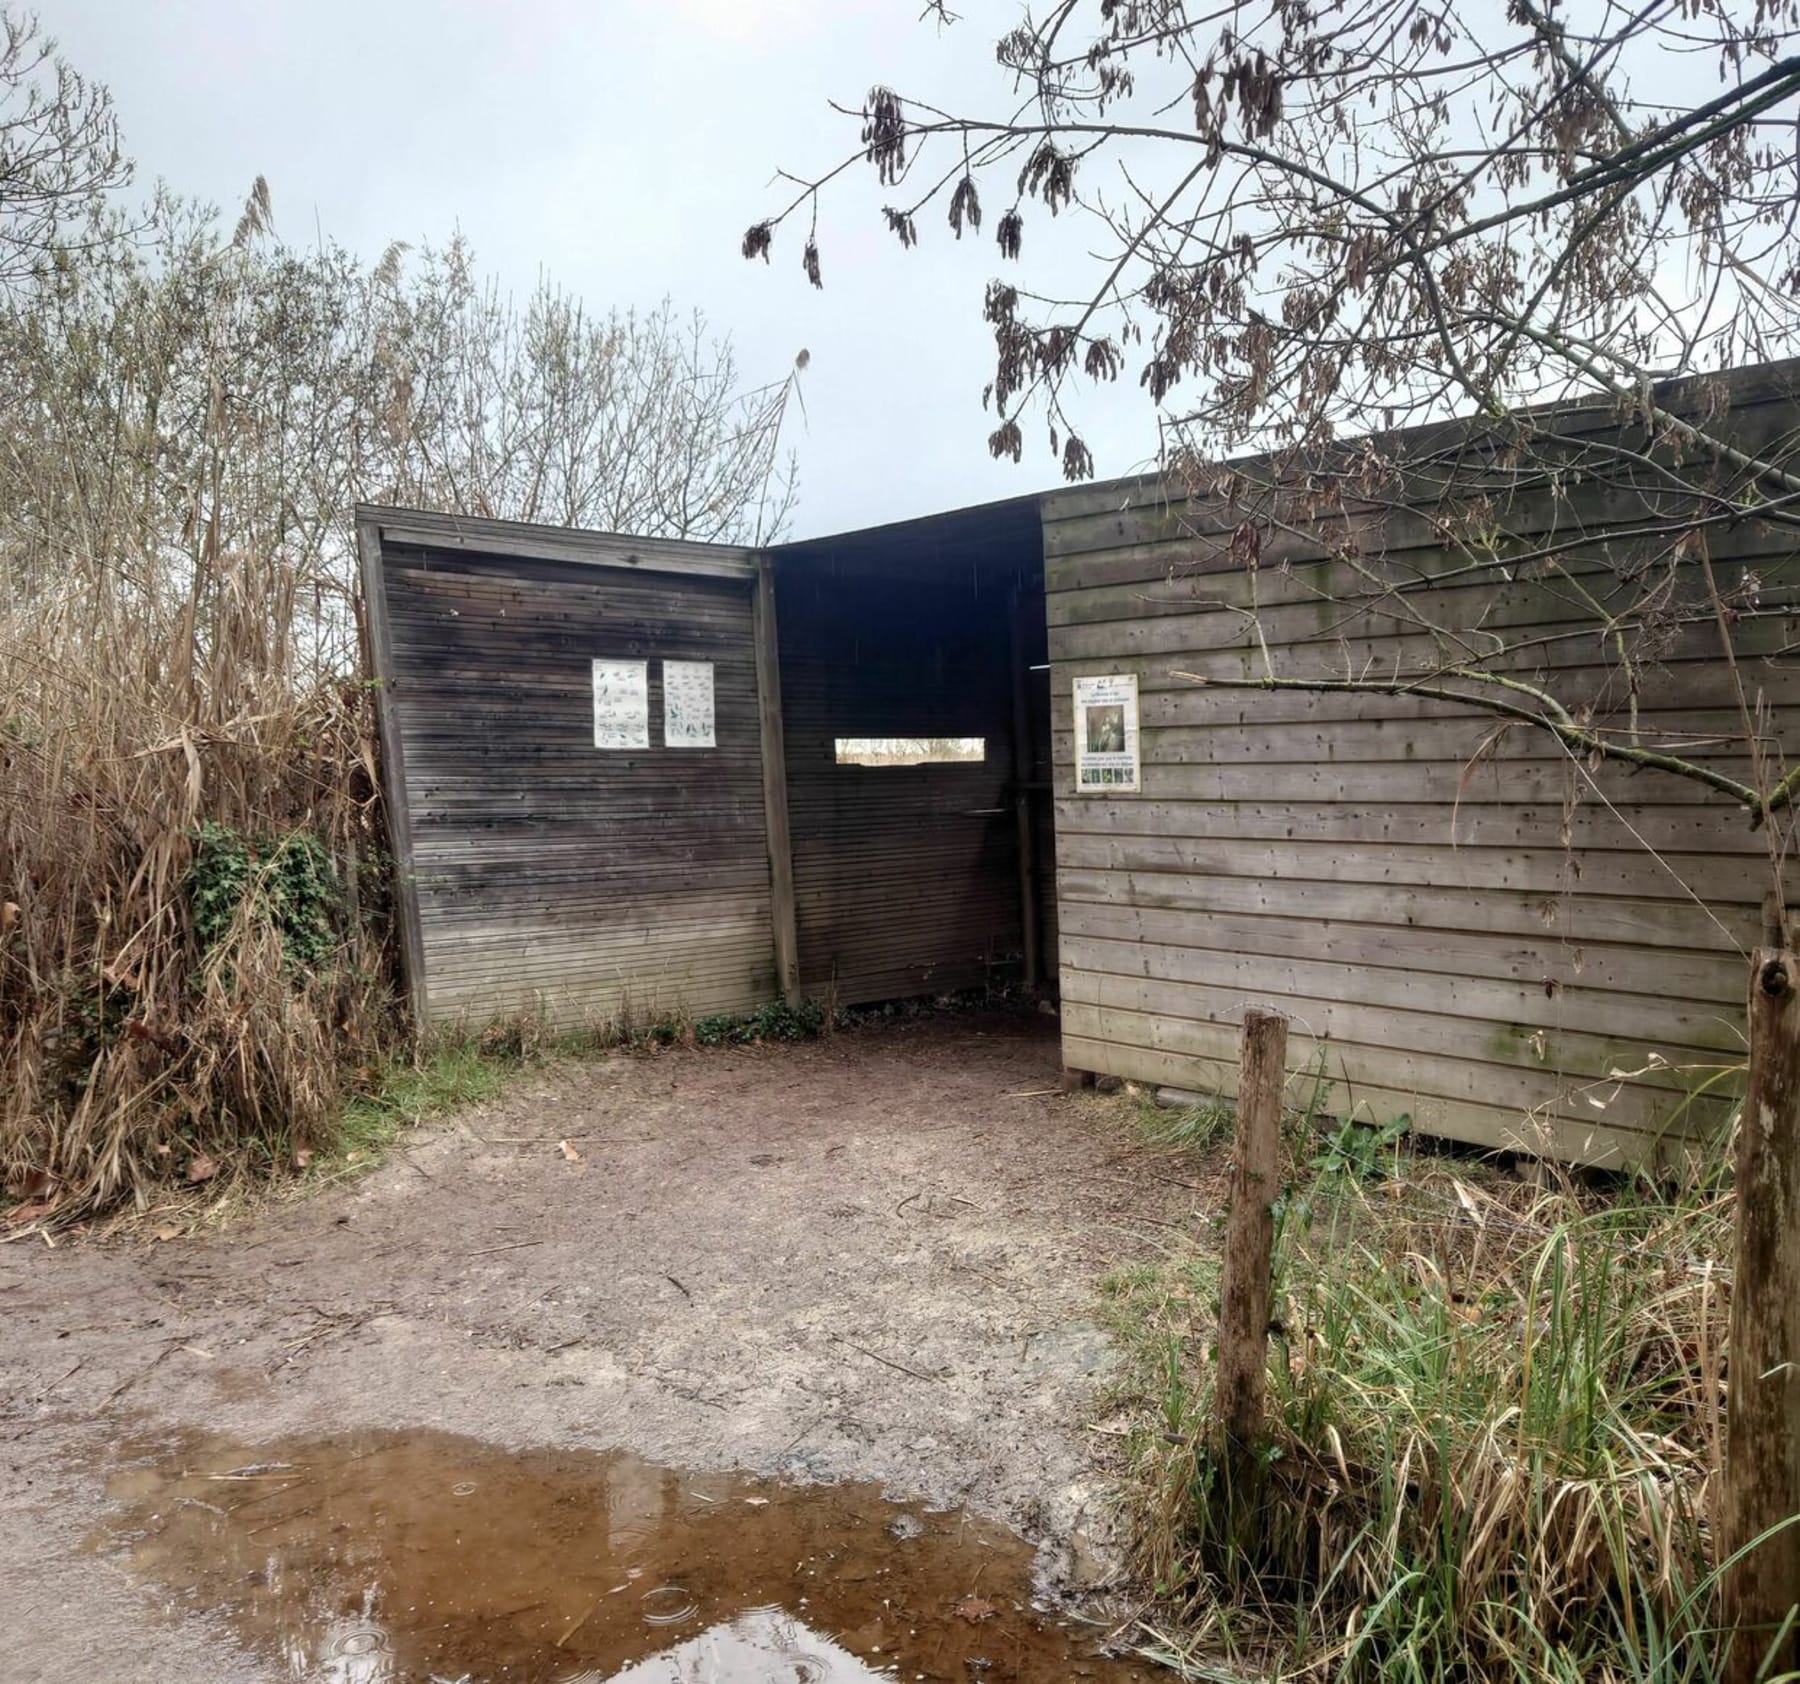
[41,0,1161,539]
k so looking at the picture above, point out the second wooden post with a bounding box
[1723,947,1800,1684]
[1216,1006,1288,1479]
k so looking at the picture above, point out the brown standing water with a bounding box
[90,1429,1152,1684]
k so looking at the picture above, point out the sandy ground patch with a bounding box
[1,1013,1207,1684]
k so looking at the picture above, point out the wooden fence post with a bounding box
[1724,948,1800,1684]
[1217,1007,1288,1468]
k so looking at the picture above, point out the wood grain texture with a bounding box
[365,511,776,1031]
[754,556,801,1005]
[1216,1007,1286,1466]
[1041,384,1798,1166]
[773,535,1044,1006]
[366,497,1055,1028]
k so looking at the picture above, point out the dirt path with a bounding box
[1,1014,1204,1683]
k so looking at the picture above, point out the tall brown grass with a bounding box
[0,543,395,1219]
[0,140,800,1223]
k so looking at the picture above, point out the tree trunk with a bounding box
[1723,947,1800,1684]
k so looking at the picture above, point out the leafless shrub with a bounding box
[2,113,801,1220]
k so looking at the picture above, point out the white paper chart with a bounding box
[592,659,649,749]
[662,660,716,748]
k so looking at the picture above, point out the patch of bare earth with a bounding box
[0,1013,1208,1684]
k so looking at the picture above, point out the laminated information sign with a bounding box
[592,659,649,749]
[662,660,716,748]
[1073,673,1141,792]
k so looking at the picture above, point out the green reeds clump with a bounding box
[1115,1157,1747,1684]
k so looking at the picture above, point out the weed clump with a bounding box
[694,998,828,1046]
[1108,1120,1748,1684]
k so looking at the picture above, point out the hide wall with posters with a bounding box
[359,499,1055,1034]
[1042,362,1800,1169]
[359,510,777,1030]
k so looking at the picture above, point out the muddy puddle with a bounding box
[91,1429,1151,1684]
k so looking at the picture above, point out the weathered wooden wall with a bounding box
[365,502,1057,1030]
[1044,380,1800,1166]
[773,503,1047,1004]
[362,511,776,1031]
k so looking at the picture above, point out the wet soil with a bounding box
[94,1426,1156,1684]
[2,1014,1217,1684]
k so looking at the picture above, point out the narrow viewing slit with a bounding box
[833,737,985,767]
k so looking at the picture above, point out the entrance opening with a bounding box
[770,495,1054,1006]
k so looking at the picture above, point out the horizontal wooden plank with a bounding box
[1050,793,1776,860]
[1044,546,1789,633]
[1056,898,1746,1005]
[368,506,756,579]
[1054,862,1756,953]
[1053,1033,1698,1171]
[1045,597,1800,669]
[1056,756,1773,812]
[1038,378,1800,528]
[1059,930,1740,1052]
[1057,999,1734,1138]
[1049,715,1780,774]
[1053,830,1762,904]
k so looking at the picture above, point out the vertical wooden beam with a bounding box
[1217,1007,1288,1454]
[1724,947,1800,1684]
[1008,592,1042,991]
[356,513,431,1032]
[753,555,801,1007]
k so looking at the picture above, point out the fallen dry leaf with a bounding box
[4,1199,58,1226]
[559,1139,583,1162]
[954,1597,997,1623]
[185,1153,218,1185]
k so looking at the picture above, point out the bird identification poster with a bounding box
[1073,673,1140,792]
[592,659,649,749]
[662,660,716,748]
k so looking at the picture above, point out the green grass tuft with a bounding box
[320,1038,513,1172]
[1105,1120,1761,1684]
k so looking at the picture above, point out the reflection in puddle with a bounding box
[93,1429,1146,1683]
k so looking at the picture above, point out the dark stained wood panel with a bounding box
[772,513,1047,1006]
[366,521,776,1031]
